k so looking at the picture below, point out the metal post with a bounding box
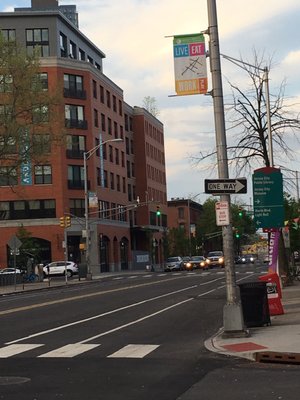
[64,226,68,285]
[207,0,245,335]
[83,151,91,278]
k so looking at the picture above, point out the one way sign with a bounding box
[204,178,247,194]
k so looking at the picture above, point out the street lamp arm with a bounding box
[85,138,123,160]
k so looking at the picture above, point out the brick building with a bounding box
[0,0,167,274]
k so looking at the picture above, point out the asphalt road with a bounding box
[1,266,300,399]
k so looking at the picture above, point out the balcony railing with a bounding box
[65,119,88,130]
[66,149,84,159]
[63,88,87,100]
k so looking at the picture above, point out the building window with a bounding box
[60,32,67,57]
[114,122,118,138]
[32,72,48,91]
[92,80,97,98]
[0,75,13,93]
[70,198,85,218]
[1,29,16,42]
[125,137,130,155]
[106,90,111,108]
[64,74,85,99]
[110,172,115,190]
[108,118,112,135]
[109,145,113,162]
[69,40,77,59]
[0,199,56,220]
[68,165,84,189]
[66,135,85,158]
[0,135,16,154]
[113,95,117,112]
[26,28,49,57]
[116,175,120,191]
[99,200,109,219]
[94,109,98,127]
[178,207,184,219]
[119,100,122,116]
[34,165,52,184]
[100,85,104,103]
[103,170,108,188]
[87,56,93,65]
[122,177,126,193]
[32,105,49,123]
[79,48,85,61]
[65,105,87,129]
[32,134,50,153]
[0,166,17,186]
[115,148,119,165]
[101,113,105,131]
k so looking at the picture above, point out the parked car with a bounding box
[0,268,22,274]
[43,261,78,278]
[185,256,207,270]
[241,254,256,264]
[205,251,224,268]
[164,256,183,272]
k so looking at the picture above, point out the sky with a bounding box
[1,0,300,205]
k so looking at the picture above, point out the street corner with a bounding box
[204,328,267,361]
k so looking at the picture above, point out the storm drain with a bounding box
[256,351,300,365]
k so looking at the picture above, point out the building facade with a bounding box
[0,0,167,274]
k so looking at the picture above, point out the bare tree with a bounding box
[194,50,300,175]
[0,35,63,185]
[142,96,160,117]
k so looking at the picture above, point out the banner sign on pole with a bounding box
[173,33,208,96]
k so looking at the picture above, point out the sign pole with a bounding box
[207,0,245,335]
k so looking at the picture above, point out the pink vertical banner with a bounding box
[268,230,280,273]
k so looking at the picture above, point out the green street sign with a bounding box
[252,167,284,229]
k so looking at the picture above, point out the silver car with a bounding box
[164,256,183,272]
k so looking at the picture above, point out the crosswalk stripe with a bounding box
[38,343,100,358]
[0,344,44,358]
[107,344,159,358]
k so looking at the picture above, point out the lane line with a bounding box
[0,275,200,316]
[6,284,199,345]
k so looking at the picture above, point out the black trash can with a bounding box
[78,263,87,279]
[239,281,271,327]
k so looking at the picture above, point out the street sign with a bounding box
[215,201,230,226]
[252,167,284,228]
[205,178,247,194]
[7,235,22,251]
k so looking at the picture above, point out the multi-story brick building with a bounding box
[0,0,167,274]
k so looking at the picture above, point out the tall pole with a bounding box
[207,0,245,334]
[83,151,91,278]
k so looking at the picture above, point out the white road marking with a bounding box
[6,285,198,345]
[0,344,43,358]
[108,344,159,359]
[38,343,100,358]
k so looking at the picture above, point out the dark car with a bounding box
[241,254,256,264]
[205,251,224,268]
[164,256,183,272]
[185,256,207,270]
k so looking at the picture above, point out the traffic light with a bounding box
[235,230,240,239]
[59,216,65,227]
[156,205,161,216]
[238,207,243,217]
[65,216,71,227]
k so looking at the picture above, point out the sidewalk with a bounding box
[205,278,300,363]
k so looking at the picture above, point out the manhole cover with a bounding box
[0,376,31,385]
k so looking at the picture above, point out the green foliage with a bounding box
[15,225,42,269]
[284,193,300,252]
[0,35,64,174]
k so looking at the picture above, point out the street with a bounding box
[1,265,300,399]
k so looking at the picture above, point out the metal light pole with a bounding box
[84,138,123,278]
[207,0,245,335]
